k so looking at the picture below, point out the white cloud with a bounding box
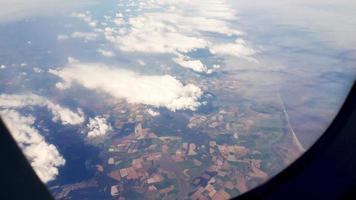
[106,15,207,53]
[0,93,85,181]
[137,59,146,66]
[57,31,99,42]
[147,109,160,117]
[211,39,258,62]
[173,54,214,74]
[0,109,65,183]
[71,31,98,41]
[86,116,112,138]
[49,62,203,111]
[0,93,85,125]
[57,34,69,41]
[33,67,42,73]
[67,56,79,64]
[72,11,97,27]
[113,17,125,26]
[97,49,115,57]
[98,0,256,63]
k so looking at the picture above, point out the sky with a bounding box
[0,0,96,23]
[229,0,356,50]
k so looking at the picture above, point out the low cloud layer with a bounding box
[0,109,65,183]
[69,0,256,74]
[49,63,203,111]
[101,0,256,60]
[0,93,85,125]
